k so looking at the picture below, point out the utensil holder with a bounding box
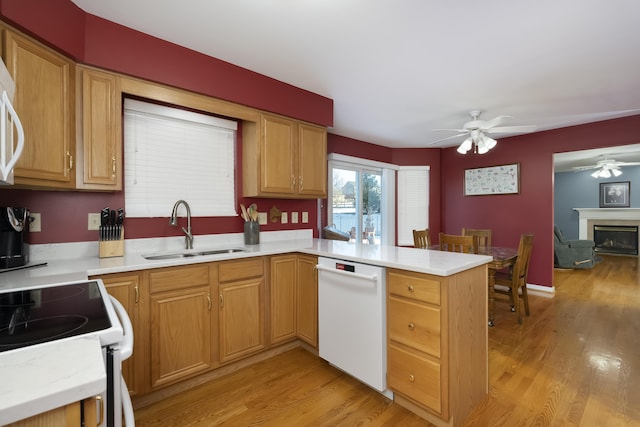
[99,227,125,258]
[244,221,260,245]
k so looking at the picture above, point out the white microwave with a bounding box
[0,58,24,185]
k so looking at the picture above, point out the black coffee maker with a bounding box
[0,207,28,269]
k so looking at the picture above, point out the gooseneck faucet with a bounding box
[170,199,193,249]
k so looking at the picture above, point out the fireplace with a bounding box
[593,225,639,255]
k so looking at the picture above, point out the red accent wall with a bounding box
[441,114,640,288]
[0,0,326,244]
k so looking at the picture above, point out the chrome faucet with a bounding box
[170,199,193,249]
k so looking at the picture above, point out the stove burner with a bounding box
[0,281,112,352]
[0,315,89,348]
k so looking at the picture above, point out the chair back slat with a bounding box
[462,228,492,249]
[413,229,431,249]
[439,233,478,253]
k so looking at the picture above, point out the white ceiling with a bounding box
[70,0,640,167]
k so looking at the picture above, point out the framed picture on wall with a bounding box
[599,181,630,208]
[464,163,519,196]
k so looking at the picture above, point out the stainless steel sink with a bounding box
[143,248,245,260]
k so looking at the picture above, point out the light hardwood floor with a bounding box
[134,255,640,426]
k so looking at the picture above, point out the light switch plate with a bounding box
[88,213,101,230]
[258,212,267,225]
[302,212,309,223]
[281,212,288,224]
[291,212,299,224]
[29,213,41,232]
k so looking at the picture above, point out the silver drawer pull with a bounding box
[408,285,414,292]
[408,323,415,331]
[408,374,415,382]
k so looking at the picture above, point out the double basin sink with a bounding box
[143,248,245,261]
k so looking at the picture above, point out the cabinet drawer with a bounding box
[388,269,441,305]
[219,258,264,282]
[388,297,441,358]
[388,344,442,415]
[149,264,210,294]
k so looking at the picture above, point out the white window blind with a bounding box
[124,99,238,217]
[397,166,429,246]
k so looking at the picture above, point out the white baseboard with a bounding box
[495,283,555,298]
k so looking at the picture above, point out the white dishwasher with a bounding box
[316,257,392,399]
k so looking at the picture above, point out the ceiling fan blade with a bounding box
[617,162,640,167]
[478,115,511,130]
[426,133,469,145]
[485,125,537,134]
[432,128,467,133]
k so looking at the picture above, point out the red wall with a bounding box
[441,114,640,287]
[0,0,328,244]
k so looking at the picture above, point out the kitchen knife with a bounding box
[117,208,124,240]
[101,207,110,241]
[109,209,116,240]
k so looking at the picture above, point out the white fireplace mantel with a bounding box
[573,208,640,239]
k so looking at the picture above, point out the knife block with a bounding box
[99,227,124,258]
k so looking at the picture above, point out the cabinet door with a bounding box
[260,113,296,194]
[297,124,327,197]
[5,397,98,427]
[4,30,75,188]
[219,278,265,363]
[149,286,212,389]
[270,255,297,344]
[99,273,141,397]
[77,66,122,190]
[296,255,318,347]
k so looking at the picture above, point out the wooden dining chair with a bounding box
[462,228,492,250]
[494,233,534,324]
[412,229,431,249]
[438,233,478,253]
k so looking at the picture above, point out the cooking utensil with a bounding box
[240,204,249,222]
[248,203,258,221]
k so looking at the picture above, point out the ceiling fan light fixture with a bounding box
[612,168,623,177]
[457,138,472,154]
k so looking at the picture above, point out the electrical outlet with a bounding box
[302,211,309,223]
[29,213,41,232]
[257,212,267,225]
[291,212,299,224]
[88,213,101,230]
[281,212,288,224]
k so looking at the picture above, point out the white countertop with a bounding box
[0,232,491,291]
[0,336,106,425]
[0,230,491,422]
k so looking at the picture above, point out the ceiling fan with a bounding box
[572,158,640,178]
[431,110,537,154]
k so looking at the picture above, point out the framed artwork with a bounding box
[599,181,630,208]
[464,163,519,196]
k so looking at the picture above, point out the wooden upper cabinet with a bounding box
[297,124,327,197]
[4,28,75,188]
[76,66,122,190]
[243,113,327,199]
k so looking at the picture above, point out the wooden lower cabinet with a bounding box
[270,255,297,344]
[7,397,99,427]
[218,258,266,364]
[94,254,314,397]
[386,266,488,427]
[269,254,318,348]
[148,264,215,390]
[94,272,143,397]
[296,254,318,347]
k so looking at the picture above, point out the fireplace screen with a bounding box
[593,225,639,255]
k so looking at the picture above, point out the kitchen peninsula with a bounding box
[0,231,491,426]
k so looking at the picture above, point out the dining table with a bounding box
[430,244,518,326]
